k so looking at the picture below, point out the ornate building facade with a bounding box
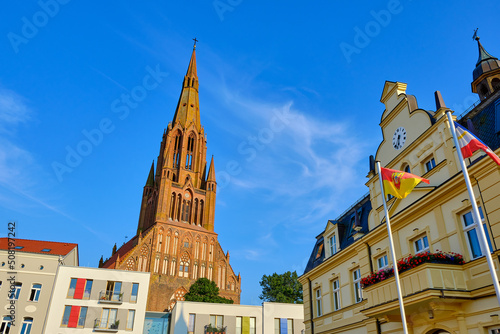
[299,37,500,334]
[103,45,241,311]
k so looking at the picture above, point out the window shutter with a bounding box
[242,316,250,334]
[68,306,81,328]
[73,279,86,299]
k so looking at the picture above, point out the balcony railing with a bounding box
[204,325,226,334]
[93,319,119,332]
[98,290,123,304]
[362,263,467,312]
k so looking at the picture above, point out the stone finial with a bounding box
[434,91,447,110]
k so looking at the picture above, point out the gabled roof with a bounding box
[0,238,77,256]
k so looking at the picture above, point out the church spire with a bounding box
[207,155,216,182]
[146,161,155,187]
[172,42,201,130]
[475,34,498,67]
[471,30,500,100]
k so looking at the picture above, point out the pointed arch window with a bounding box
[170,193,176,219]
[182,199,191,222]
[194,199,199,225]
[186,134,195,170]
[162,257,168,275]
[173,133,182,168]
[176,194,182,220]
[200,200,204,226]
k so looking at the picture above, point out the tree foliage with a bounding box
[259,271,303,304]
[184,278,234,304]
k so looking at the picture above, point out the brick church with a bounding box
[103,44,241,311]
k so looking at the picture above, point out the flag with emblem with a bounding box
[454,121,500,165]
[380,167,430,199]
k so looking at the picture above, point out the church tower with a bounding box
[103,43,241,311]
[471,33,500,100]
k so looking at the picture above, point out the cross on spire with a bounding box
[193,38,198,48]
[473,28,479,41]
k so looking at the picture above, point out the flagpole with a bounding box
[446,111,500,306]
[375,161,409,334]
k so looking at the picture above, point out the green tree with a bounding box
[184,278,234,304]
[259,271,303,303]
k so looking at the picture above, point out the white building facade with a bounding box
[43,266,150,334]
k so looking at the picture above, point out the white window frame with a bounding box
[315,288,322,317]
[1,316,13,334]
[126,310,135,331]
[332,279,341,311]
[377,255,388,269]
[9,282,22,300]
[424,157,436,173]
[329,234,337,256]
[414,235,429,254]
[20,317,33,334]
[353,269,362,303]
[28,284,41,302]
[462,207,491,260]
[209,315,223,328]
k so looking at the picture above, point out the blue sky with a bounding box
[1,1,499,305]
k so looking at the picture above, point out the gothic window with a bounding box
[217,265,222,287]
[179,253,190,278]
[176,194,182,220]
[194,199,199,225]
[125,258,135,271]
[162,258,168,275]
[156,230,163,252]
[202,241,207,260]
[200,263,206,278]
[165,232,171,254]
[185,134,195,170]
[193,262,198,280]
[154,256,160,273]
[208,265,213,280]
[209,240,215,262]
[169,193,176,219]
[173,133,182,168]
[170,258,176,276]
[221,266,226,289]
[173,232,179,255]
[182,200,191,222]
[195,239,200,259]
[200,200,204,226]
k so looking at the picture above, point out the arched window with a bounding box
[20,317,33,334]
[208,265,213,280]
[201,263,206,278]
[176,194,182,220]
[182,200,191,222]
[170,258,176,276]
[172,133,182,168]
[156,230,163,252]
[200,200,204,226]
[173,232,179,255]
[185,134,195,170]
[402,164,411,173]
[169,193,176,219]
[195,239,200,259]
[193,262,198,280]
[480,84,489,97]
[162,257,168,275]
[154,256,160,273]
[194,199,199,225]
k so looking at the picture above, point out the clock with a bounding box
[392,127,406,150]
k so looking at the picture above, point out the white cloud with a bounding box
[0,88,31,134]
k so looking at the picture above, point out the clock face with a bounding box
[392,127,406,150]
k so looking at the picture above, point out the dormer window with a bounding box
[329,235,337,256]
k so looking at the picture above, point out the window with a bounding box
[126,310,135,331]
[41,248,51,252]
[0,316,12,334]
[315,288,322,317]
[105,281,122,301]
[377,255,388,269]
[332,279,341,311]
[28,284,41,302]
[209,315,223,328]
[387,193,394,201]
[20,318,33,334]
[61,306,87,328]
[236,317,256,334]
[130,283,139,303]
[414,235,429,253]
[98,308,118,329]
[424,157,436,172]
[353,269,362,303]
[188,314,195,334]
[67,278,92,299]
[329,235,337,256]
[274,318,292,334]
[491,327,500,334]
[403,164,411,173]
[14,246,23,250]
[9,282,21,300]
[463,207,492,259]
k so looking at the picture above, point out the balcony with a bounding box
[362,263,469,317]
[204,325,226,334]
[98,290,123,304]
[93,319,119,332]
